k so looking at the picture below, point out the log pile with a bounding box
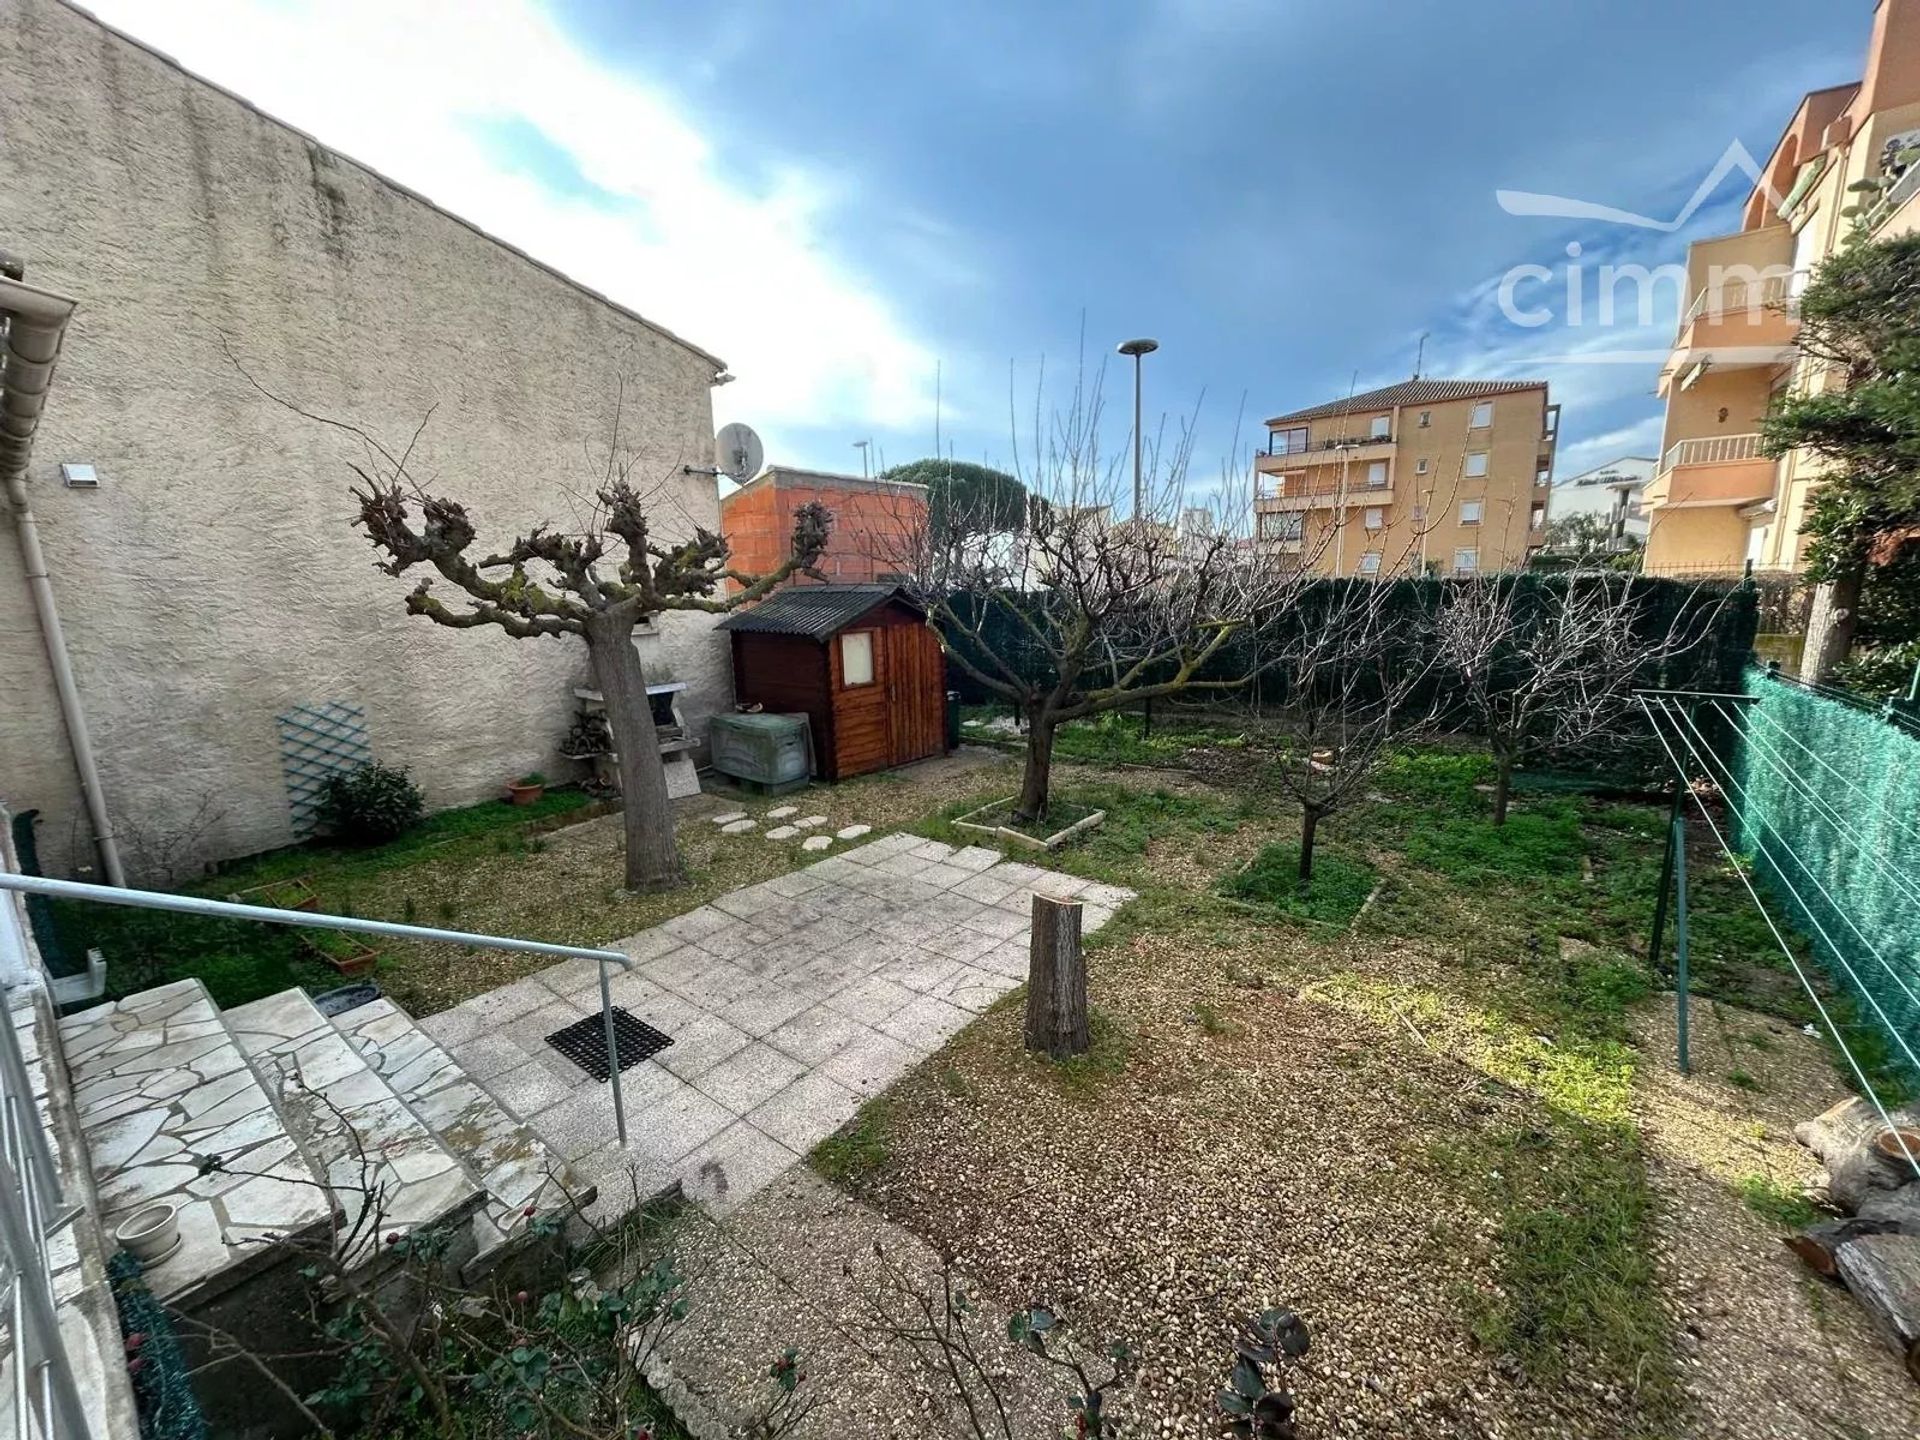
[1787,1098,1920,1383]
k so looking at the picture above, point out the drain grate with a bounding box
[545,1008,674,1082]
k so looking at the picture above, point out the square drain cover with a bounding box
[545,1007,673,1082]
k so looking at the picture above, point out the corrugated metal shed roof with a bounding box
[716,584,921,638]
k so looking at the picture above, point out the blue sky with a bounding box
[98,0,1870,496]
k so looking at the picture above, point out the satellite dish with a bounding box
[714,423,764,484]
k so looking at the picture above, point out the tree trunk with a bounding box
[1298,805,1322,882]
[1802,568,1863,683]
[1025,895,1088,1060]
[585,612,684,892]
[1833,1233,1920,1383]
[1015,714,1057,823]
[1491,754,1515,826]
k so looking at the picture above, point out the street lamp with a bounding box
[1117,338,1159,518]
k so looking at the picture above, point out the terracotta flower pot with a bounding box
[506,781,545,806]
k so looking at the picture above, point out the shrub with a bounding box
[315,761,425,846]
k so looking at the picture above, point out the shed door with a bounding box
[885,623,945,768]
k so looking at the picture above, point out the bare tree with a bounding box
[346,422,831,892]
[883,360,1329,825]
[1262,583,1438,878]
[1434,574,1713,824]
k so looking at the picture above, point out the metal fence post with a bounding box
[1672,811,1691,1076]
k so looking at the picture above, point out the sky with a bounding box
[87,0,1870,504]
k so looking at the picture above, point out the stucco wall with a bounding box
[0,0,732,879]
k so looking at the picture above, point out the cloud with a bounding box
[84,0,944,446]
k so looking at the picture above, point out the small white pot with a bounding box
[115,1202,181,1265]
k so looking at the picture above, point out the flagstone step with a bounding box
[57,979,334,1308]
[329,996,597,1275]
[225,989,488,1265]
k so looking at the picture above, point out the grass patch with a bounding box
[1401,802,1585,882]
[810,1099,894,1188]
[1041,1007,1130,1094]
[1190,1002,1236,1037]
[1736,1174,1820,1229]
[1220,845,1377,928]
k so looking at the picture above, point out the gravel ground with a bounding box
[1632,996,1920,1439]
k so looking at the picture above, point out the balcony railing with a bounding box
[1661,433,1764,472]
[1682,271,1805,325]
[1867,164,1920,235]
[1265,431,1393,458]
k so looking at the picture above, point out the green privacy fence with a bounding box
[1729,667,1920,1080]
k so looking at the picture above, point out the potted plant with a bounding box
[506,771,547,806]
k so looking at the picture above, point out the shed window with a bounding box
[840,630,875,686]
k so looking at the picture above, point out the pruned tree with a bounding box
[1434,575,1712,824]
[1261,583,1438,878]
[884,361,1327,825]
[344,413,831,892]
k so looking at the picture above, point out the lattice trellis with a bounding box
[278,701,372,837]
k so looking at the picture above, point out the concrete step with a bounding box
[57,978,334,1309]
[225,989,488,1266]
[329,996,596,1277]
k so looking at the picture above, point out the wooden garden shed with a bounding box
[719,584,947,781]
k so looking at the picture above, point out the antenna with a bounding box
[853,439,872,478]
[1414,332,1429,380]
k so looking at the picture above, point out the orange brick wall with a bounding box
[720,477,926,589]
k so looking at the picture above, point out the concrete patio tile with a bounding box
[959,906,1032,941]
[1083,904,1116,933]
[763,867,836,897]
[608,975,702,1032]
[567,1140,677,1228]
[875,994,972,1051]
[821,974,920,1023]
[876,950,965,996]
[457,977,557,1031]
[533,955,614,1000]
[948,845,1003,872]
[932,964,1019,1013]
[677,1122,801,1216]
[628,1084,735,1166]
[764,1005,869,1067]
[663,957,761,1012]
[527,1083,627,1161]
[985,861,1053,890]
[907,839,956,861]
[745,1072,864,1153]
[975,939,1032,981]
[498,1000,593,1059]
[950,871,1022,906]
[691,1043,809,1116]
[411,1002,481,1046]
[448,1030,531,1081]
[872,852,939,879]
[710,882,789,921]
[1081,881,1136,909]
[487,1058,575,1118]
[659,905,736,944]
[725,983,815,1038]
[615,926,686,965]
[655,1013,754,1081]
[917,861,983,890]
[690,918,783,962]
[1025,872,1092,901]
[822,1029,924,1096]
[920,925,1011,966]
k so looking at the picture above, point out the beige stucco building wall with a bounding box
[0,0,734,879]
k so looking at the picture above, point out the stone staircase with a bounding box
[56,978,597,1433]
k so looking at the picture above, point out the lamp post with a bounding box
[1117,338,1158,519]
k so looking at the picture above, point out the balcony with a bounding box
[1254,475,1393,512]
[1642,434,1777,510]
[1866,162,1920,236]
[1661,271,1803,395]
[1258,432,1396,468]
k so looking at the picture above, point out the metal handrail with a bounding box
[0,875,639,1145]
[0,879,93,1439]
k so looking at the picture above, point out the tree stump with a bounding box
[1832,1232,1920,1383]
[1024,895,1089,1060]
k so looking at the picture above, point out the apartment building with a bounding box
[1549,456,1658,546]
[1642,0,1920,574]
[1253,378,1559,577]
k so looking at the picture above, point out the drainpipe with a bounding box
[0,271,126,886]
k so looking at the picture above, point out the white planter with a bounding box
[115,1201,182,1267]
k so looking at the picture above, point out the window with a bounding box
[840,630,875,686]
[1258,511,1303,542]
[1411,505,1428,522]
[1530,505,1546,530]
[1357,551,1382,575]
[1465,452,1489,479]
[1368,415,1391,439]
[1272,425,1309,455]
[1366,460,1389,487]
[1418,410,1432,428]
[1460,499,1483,526]
[1363,506,1385,530]
[1415,458,1429,475]
[1454,547,1479,574]
[1470,400,1494,429]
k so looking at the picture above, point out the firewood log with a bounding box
[1832,1232,1920,1384]
[1795,1099,1920,1215]
[1860,1184,1920,1233]
[1786,1217,1903,1277]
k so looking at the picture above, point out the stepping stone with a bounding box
[794,815,829,830]
[722,820,757,835]
[766,826,800,840]
[767,805,800,819]
[711,812,748,826]
[835,824,872,841]
[801,836,833,852]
